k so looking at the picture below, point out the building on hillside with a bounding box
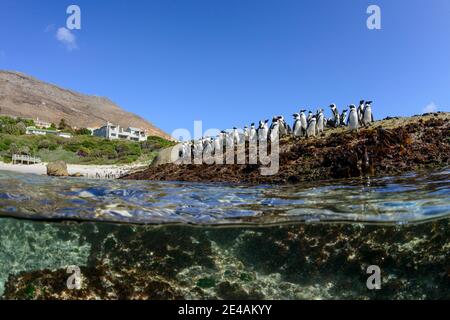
[34,118,52,129]
[25,126,73,138]
[93,122,147,142]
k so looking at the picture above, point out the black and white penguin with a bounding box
[306,115,317,138]
[299,110,308,136]
[307,111,313,123]
[213,134,222,155]
[316,109,325,134]
[329,104,340,127]
[362,101,374,126]
[232,127,242,145]
[347,104,359,131]
[243,125,249,142]
[249,123,257,144]
[292,113,302,137]
[269,117,280,141]
[257,119,269,141]
[357,100,365,125]
[340,109,348,127]
[278,115,291,136]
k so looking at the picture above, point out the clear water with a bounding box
[0,168,449,299]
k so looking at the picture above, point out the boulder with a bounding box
[70,172,84,177]
[46,161,69,177]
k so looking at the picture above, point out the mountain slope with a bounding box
[0,71,171,139]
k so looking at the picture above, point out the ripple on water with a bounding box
[0,168,449,225]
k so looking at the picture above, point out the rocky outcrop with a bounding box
[122,113,450,184]
[46,161,68,177]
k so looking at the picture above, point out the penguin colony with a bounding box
[179,100,374,162]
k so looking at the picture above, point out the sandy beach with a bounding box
[0,161,145,179]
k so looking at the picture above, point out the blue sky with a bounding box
[1,0,449,135]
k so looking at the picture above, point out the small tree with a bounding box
[75,128,92,135]
[16,122,27,135]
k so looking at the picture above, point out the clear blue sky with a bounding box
[1,0,449,135]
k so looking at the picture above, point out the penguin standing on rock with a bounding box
[357,100,365,125]
[340,109,348,127]
[306,115,317,138]
[279,116,291,136]
[257,120,269,141]
[292,113,302,137]
[243,126,249,142]
[269,117,280,141]
[232,127,241,145]
[362,101,374,126]
[249,123,257,144]
[347,105,359,131]
[329,104,340,127]
[316,109,325,134]
[299,110,308,137]
[307,111,313,123]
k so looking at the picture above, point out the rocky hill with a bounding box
[0,71,171,139]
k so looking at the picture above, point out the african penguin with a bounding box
[299,110,307,137]
[316,109,325,134]
[347,104,359,131]
[329,104,340,127]
[306,116,317,138]
[362,101,374,126]
[340,109,348,127]
[292,113,302,137]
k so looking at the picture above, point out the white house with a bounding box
[25,126,73,138]
[93,122,147,142]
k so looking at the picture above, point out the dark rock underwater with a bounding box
[2,217,449,300]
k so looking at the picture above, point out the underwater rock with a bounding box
[2,218,449,300]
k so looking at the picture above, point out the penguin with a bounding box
[278,116,290,136]
[243,125,249,142]
[306,115,317,138]
[249,123,257,144]
[340,109,348,127]
[257,120,269,141]
[269,117,280,141]
[292,113,302,137]
[357,100,365,125]
[307,111,313,123]
[232,127,241,145]
[213,135,222,155]
[203,138,213,157]
[316,109,325,134]
[225,130,234,147]
[362,101,374,126]
[299,110,308,137]
[193,139,203,158]
[329,104,340,127]
[347,104,359,131]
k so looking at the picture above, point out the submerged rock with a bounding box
[2,218,449,300]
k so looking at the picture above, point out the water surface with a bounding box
[0,168,449,299]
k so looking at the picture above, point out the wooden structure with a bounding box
[12,154,42,165]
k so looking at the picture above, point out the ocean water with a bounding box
[0,168,449,299]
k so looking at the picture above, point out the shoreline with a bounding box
[0,161,145,179]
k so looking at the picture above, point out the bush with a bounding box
[77,146,90,157]
[75,128,92,136]
[144,136,175,150]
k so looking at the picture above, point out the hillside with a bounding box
[0,71,171,139]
